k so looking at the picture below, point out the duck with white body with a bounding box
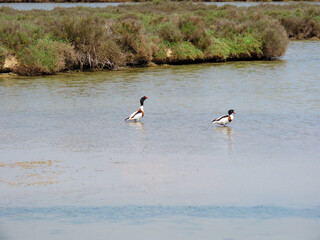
[212,109,236,127]
[125,96,148,122]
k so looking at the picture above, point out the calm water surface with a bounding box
[0,41,320,239]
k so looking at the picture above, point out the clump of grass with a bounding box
[158,22,183,43]
[259,3,320,39]
[159,41,204,62]
[249,14,289,58]
[279,16,320,39]
[206,33,263,61]
[0,21,44,51]
[110,15,153,65]
[179,15,209,48]
[50,16,124,69]
[14,37,76,75]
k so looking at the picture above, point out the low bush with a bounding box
[280,16,320,39]
[110,15,156,65]
[206,33,263,60]
[261,4,320,39]
[0,21,44,51]
[14,37,76,75]
[51,16,124,69]
[158,22,184,43]
[168,41,204,62]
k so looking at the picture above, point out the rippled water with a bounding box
[0,41,320,240]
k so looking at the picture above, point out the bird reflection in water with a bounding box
[127,122,145,152]
[128,121,145,132]
[214,126,234,154]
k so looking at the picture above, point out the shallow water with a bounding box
[0,41,320,239]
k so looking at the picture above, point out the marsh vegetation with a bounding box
[0,2,319,75]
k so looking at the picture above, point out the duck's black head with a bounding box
[140,96,148,105]
[228,109,235,115]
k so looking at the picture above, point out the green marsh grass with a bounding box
[0,2,319,75]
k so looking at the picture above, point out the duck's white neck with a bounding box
[140,106,144,111]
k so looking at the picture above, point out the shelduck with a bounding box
[125,96,148,122]
[212,109,236,127]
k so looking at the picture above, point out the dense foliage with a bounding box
[0,2,319,75]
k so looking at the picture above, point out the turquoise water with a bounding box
[0,41,320,239]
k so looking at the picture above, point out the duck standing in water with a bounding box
[125,96,148,122]
[212,109,236,127]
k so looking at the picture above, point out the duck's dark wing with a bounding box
[125,108,143,121]
[131,109,143,118]
[212,114,228,122]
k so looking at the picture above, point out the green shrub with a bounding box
[0,21,44,51]
[249,16,288,58]
[280,16,320,39]
[179,16,207,44]
[110,16,154,65]
[205,33,263,61]
[76,38,124,69]
[260,25,288,58]
[111,16,143,51]
[51,16,124,69]
[15,38,76,75]
[164,41,204,62]
[261,3,320,39]
[158,22,183,42]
